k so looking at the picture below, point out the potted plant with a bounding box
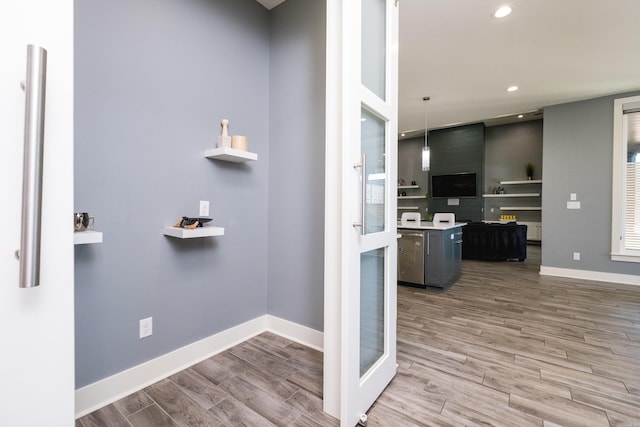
[525,163,534,180]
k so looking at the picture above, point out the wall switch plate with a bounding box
[139,317,152,339]
[567,201,581,210]
[570,193,577,201]
[573,252,580,261]
[199,200,210,217]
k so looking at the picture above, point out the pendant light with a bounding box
[422,96,430,171]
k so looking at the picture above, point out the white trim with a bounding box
[75,315,323,419]
[266,315,324,351]
[540,266,640,287]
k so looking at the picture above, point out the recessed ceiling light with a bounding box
[494,5,512,18]
[518,114,524,118]
[401,133,406,137]
[507,85,519,92]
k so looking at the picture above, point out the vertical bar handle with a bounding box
[352,153,367,235]
[19,45,47,288]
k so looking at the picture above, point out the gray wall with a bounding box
[428,124,485,222]
[267,0,326,330]
[398,137,429,219]
[542,90,640,275]
[484,120,543,222]
[74,0,271,388]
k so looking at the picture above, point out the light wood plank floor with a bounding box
[78,246,640,426]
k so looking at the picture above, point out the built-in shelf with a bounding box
[483,193,540,198]
[398,195,426,200]
[500,180,542,185]
[74,230,103,245]
[204,147,257,163]
[398,185,419,189]
[163,226,225,239]
[397,206,419,210]
[500,207,542,211]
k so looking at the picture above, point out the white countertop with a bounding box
[397,221,466,231]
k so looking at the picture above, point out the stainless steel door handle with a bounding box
[352,153,366,235]
[18,45,47,288]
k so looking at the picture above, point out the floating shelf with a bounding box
[74,230,103,245]
[163,226,225,239]
[397,206,419,210]
[500,207,542,211]
[483,193,540,198]
[397,195,426,200]
[204,147,257,163]
[500,180,542,185]
[398,185,419,189]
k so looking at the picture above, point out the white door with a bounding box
[325,0,399,425]
[0,1,75,425]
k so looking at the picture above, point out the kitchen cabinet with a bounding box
[425,227,462,288]
[398,223,463,289]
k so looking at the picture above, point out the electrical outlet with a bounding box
[199,200,210,217]
[573,252,580,261]
[139,317,152,339]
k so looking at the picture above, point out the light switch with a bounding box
[567,201,581,210]
[570,193,577,201]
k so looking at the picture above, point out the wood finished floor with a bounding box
[78,246,640,426]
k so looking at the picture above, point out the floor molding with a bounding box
[540,265,640,286]
[75,315,323,418]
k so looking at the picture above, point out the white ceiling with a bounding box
[400,0,640,134]
[258,0,640,135]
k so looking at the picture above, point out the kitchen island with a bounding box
[398,220,465,289]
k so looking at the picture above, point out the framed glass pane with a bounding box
[362,0,386,99]
[360,248,385,377]
[362,108,386,233]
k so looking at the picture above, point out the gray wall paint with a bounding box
[542,90,640,275]
[267,0,326,330]
[398,137,429,219]
[74,0,270,387]
[484,120,543,223]
[428,124,485,222]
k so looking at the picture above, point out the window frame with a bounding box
[611,95,640,262]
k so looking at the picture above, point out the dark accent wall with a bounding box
[542,90,640,275]
[74,0,270,388]
[267,0,326,330]
[428,123,485,222]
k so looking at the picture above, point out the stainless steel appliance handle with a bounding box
[352,153,366,235]
[18,45,47,288]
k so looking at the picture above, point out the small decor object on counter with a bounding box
[231,135,248,151]
[411,180,417,185]
[74,212,94,231]
[217,119,232,148]
[525,163,535,180]
[173,216,213,229]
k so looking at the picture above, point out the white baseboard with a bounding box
[540,266,640,286]
[75,314,323,419]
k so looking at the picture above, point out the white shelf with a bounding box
[398,185,419,189]
[74,230,103,245]
[204,147,257,163]
[500,180,542,185]
[163,226,225,239]
[398,195,426,200]
[397,206,419,210]
[483,193,540,198]
[500,207,542,211]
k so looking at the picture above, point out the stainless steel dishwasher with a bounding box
[398,230,425,286]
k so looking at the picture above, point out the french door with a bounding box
[325,0,399,425]
[0,1,75,425]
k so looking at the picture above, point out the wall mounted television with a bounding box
[431,172,477,198]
